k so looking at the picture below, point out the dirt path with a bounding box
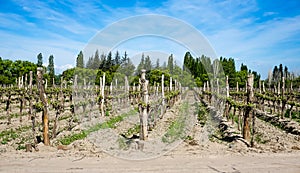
[1,149,300,173]
[2,90,300,172]
[254,117,300,152]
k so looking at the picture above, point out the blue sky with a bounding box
[0,0,300,79]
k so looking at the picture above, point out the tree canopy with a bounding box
[0,57,37,85]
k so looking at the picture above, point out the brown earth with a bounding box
[1,91,300,172]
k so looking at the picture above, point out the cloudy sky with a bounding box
[1,0,300,78]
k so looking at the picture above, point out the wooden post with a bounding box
[83,78,86,89]
[18,77,21,89]
[207,81,210,92]
[236,82,239,92]
[139,69,148,141]
[36,67,50,146]
[156,83,159,97]
[60,77,63,89]
[52,77,54,87]
[25,143,32,152]
[101,73,105,116]
[170,77,172,91]
[21,75,24,88]
[262,81,265,93]
[138,78,141,92]
[161,74,165,118]
[25,74,28,89]
[217,78,220,95]
[19,89,24,123]
[281,77,285,119]
[224,78,230,119]
[6,90,11,125]
[100,77,102,92]
[226,76,229,97]
[110,82,113,95]
[125,76,129,104]
[282,77,285,95]
[45,79,47,89]
[243,74,253,144]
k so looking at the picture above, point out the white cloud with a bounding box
[263,11,277,17]
[1,0,299,79]
[0,31,85,70]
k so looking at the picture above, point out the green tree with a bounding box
[62,68,75,83]
[167,54,174,74]
[114,51,121,65]
[121,51,129,64]
[144,55,152,72]
[272,65,279,84]
[162,61,167,69]
[236,63,249,88]
[76,51,84,68]
[47,55,55,82]
[279,64,283,80]
[183,52,192,72]
[92,50,101,69]
[0,58,37,85]
[86,56,94,69]
[105,51,113,71]
[119,52,135,76]
[220,57,236,87]
[37,53,43,67]
[155,58,160,69]
[99,53,106,70]
[136,53,145,75]
[251,71,261,88]
[240,63,248,72]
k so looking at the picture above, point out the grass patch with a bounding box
[208,129,223,142]
[59,109,138,145]
[0,112,27,120]
[117,137,128,150]
[196,102,207,126]
[0,125,31,145]
[234,115,239,124]
[254,133,269,144]
[60,131,87,145]
[162,102,189,143]
[16,145,26,150]
[124,124,140,138]
[284,110,300,121]
[0,129,19,144]
[185,135,194,141]
[58,114,72,121]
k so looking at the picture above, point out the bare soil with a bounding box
[1,91,300,172]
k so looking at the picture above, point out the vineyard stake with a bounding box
[161,74,165,118]
[101,73,105,116]
[139,69,148,141]
[170,77,172,91]
[226,76,229,97]
[36,67,50,146]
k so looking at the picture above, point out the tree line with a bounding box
[0,51,299,89]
